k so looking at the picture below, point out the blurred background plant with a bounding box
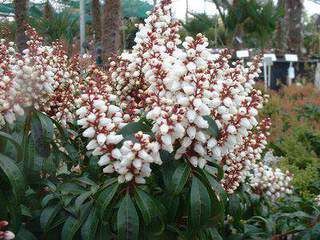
[260,84,320,199]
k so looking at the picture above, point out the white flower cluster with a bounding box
[249,163,293,200]
[262,149,282,166]
[46,42,82,125]
[76,78,162,183]
[109,0,181,106]
[124,2,263,173]
[0,39,24,126]
[0,26,82,127]
[76,0,270,187]
[222,118,271,193]
[98,131,161,184]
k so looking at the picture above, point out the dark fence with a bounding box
[262,59,319,90]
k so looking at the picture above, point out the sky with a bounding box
[146,0,320,21]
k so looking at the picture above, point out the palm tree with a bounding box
[92,0,102,44]
[210,0,279,49]
[31,10,79,51]
[14,0,29,52]
[285,0,304,55]
[102,0,122,61]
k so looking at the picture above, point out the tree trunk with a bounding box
[102,0,122,61]
[92,0,102,44]
[231,0,244,49]
[275,0,285,54]
[285,0,303,55]
[14,0,29,52]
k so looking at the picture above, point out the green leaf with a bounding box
[189,176,211,229]
[21,204,32,217]
[75,191,93,213]
[40,205,62,233]
[161,194,179,222]
[167,225,188,240]
[57,182,85,195]
[24,135,45,173]
[203,116,219,138]
[118,122,151,137]
[194,169,225,223]
[206,228,223,240]
[171,161,191,195]
[61,202,92,240]
[4,194,22,231]
[41,193,58,207]
[117,192,139,240]
[203,170,227,205]
[45,180,57,191]
[36,111,54,139]
[15,225,38,240]
[134,187,157,225]
[96,183,119,219]
[81,207,99,240]
[0,153,25,201]
[51,117,70,139]
[31,113,51,158]
[206,158,224,180]
[228,194,242,223]
[0,131,22,160]
[97,222,113,240]
[64,143,80,163]
[74,176,97,186]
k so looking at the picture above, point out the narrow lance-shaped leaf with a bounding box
[203,115,219,138]
[31,113,51,158]
[0,153,25,201]
[117,192,139,240]
[171,161,191,195]
[61,202,92,240]
[81,207,99,240]
[189,176,211,228]
[206,157,224,180]
[118,121,151,137]
[203,170,227,206]
[134,187,157,225]
[96,183,119,219]
[0,131,23,160]
[40,205,62,233]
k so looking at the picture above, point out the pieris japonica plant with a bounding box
[61,0,293,238]
[0,26,82,127]
[0,0,295,239]
[0,25,85,239]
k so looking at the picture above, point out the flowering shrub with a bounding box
[0,0,298,239]
[0,26,81,127]
[75,0,276,196]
